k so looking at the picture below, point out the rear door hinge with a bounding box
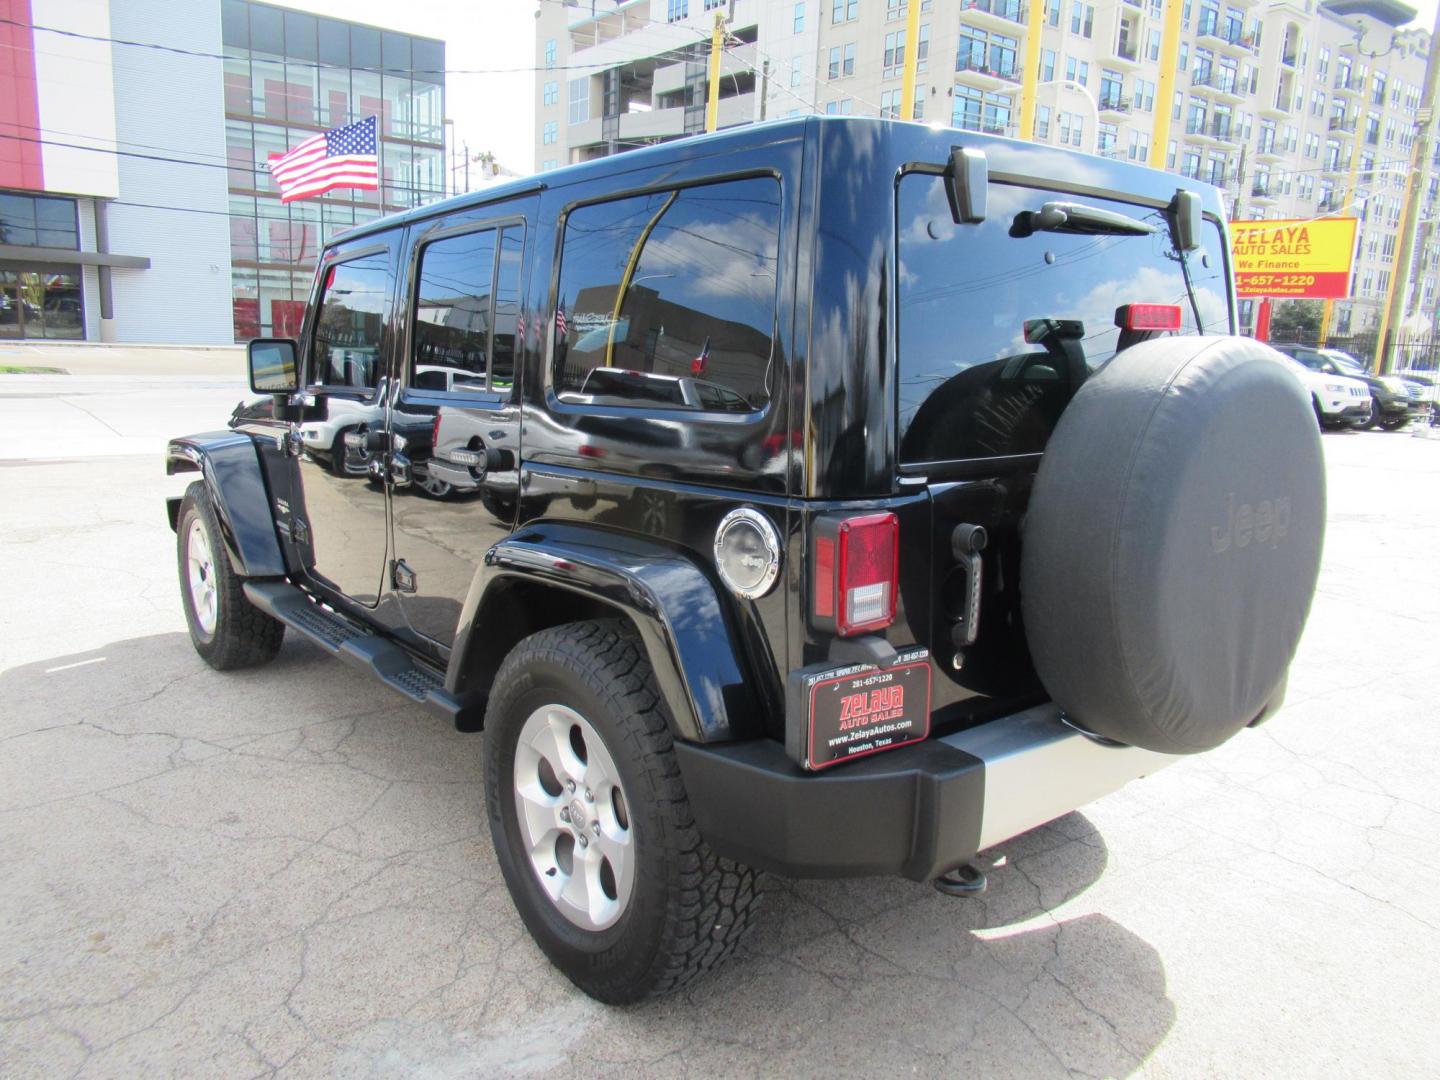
[392,559,417,593]
[289,517,309,545]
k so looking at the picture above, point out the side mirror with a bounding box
[944,146,987,224]
[1168,189,1203,252]
[247,338,299,395]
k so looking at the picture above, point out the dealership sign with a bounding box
[1230,217,1358,299]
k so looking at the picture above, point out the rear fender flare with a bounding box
[166,432,286,578]
[451,522,759,744]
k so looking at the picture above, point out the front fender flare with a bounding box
[166,431,286,578]
[453,522,759,744]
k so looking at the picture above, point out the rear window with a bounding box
[896,175,1231,463]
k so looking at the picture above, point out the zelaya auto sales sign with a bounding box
[1230,217,1358,299]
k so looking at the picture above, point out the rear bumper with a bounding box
[674,704,1176,881]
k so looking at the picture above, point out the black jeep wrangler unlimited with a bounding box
[167,117,1325,1003]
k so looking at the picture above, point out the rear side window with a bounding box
[552,176,781,413]
[311,251,392,390]
[896,175,1230,463]
[412,224,524,393]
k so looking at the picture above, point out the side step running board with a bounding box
[243,580,472,726]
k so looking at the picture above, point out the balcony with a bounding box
[957,0,1025,29]
[1098,93,1131,115]
[1334,74,1365,95]
[1329,115,1356,134]
[1191,69,1244,101]
[955,57,1020,89]
[1318,195,1341,212]
[1251,182,1277,201]
[1112,38,1141,68]
[1261,89,1292,117]
[1255,136,1284,161]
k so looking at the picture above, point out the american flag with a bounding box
[555,306,568,338]
[268,116,379,203]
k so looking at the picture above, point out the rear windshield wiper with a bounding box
[1010,201,1157,239]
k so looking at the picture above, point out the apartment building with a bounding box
[534,0,1440,336]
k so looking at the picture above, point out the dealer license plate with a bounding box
[804,651,932,770]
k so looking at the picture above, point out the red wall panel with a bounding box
[0,0,44,191]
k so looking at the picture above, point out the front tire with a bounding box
[483,620,761,1004]
[176,481,284,670]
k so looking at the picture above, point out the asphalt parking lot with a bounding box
[2,369,1439,1078]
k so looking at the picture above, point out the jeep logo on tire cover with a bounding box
[1211,492,1292,553]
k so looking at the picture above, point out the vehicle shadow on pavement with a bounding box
[1,632,1172,1077]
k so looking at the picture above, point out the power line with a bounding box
[0,15,709,78]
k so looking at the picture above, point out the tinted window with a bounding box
[492,229,522,390]
[312,252,391,390]
[414,229,496,390]
[553,177,781,412]
[412,224,523,392]
[896,176,1230,462]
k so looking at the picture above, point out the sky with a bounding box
[283,0,539,178]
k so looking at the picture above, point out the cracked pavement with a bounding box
[2,371,1438,1077]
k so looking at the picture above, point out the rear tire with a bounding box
[176,481,284,670]
[1380,415,1410,431]
[483,619,761,1004]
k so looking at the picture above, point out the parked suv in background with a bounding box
[165,118,1326,1003]
[1271,352,1373,428]
[1271,343,1426,430]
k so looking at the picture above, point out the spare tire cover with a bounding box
[1020,336,1325,754]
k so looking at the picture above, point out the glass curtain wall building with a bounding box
[220,0,444,340]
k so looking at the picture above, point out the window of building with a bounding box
[1317,46,1329,79]
[543,121,558,144]
[541,160,558,172]
[0,192,79,249]
[952,87,1011,134]
[792,62,803,87]
[1041,48,1056,82]
[832,0,858,22]
[543,81,558,106]
[1147,28,1161,60]
[412,225,523,392]
[1127,129,1149,162]
[1097,121,1118,155]
[881,88,902,118]
[1036,104,1051,139]
[667,0,689,22]
[1070,2,1094,38]
[884,30,906,78]
[553,178,782,413]
[794,2,805,33]
[568,78,589,124]
[1132,78,1154,112]
[1045,0,1060,26]
[312,252,392,390]
[917,24,930,73]
[1099,69,1124,110]
[545,38,556,68]
[913,83,926,120]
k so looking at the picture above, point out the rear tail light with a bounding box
[1115,303,1183,331]
[812,512,899,637]
[431,414,441,447]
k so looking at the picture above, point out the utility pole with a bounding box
[760,59,769,122]
[705,11,725,133]
[1232,142,1248,221]
[899,0,922,123]
[1017,0,1046,139]
[1319,95,1368,346]
[1374,5,1440,373]
[1150,0,1185,156]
